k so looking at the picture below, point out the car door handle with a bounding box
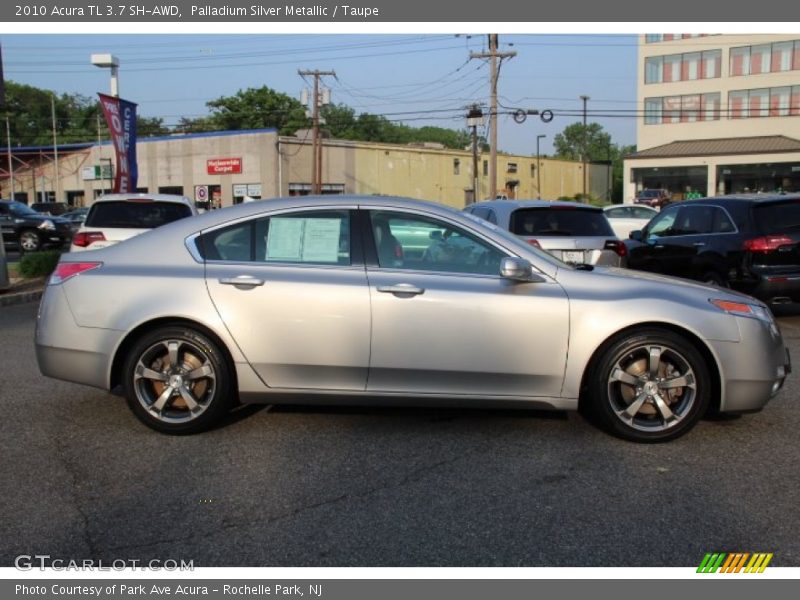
[692,242,706,247]
[218,276,265,288]
[377,283,425,296]
[653,244,665,249]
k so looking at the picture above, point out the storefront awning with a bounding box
[629,136,800,160]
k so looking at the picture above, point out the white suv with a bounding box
[70,193,197,252]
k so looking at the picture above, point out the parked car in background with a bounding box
[36,195,789,442]
[466,200,627,266]
[70,193,197,252]
[634,189,671,209]
[60,207,90,232]
[604,204,658,240]
[626,194,800,307]
[31,201,71,216]
[0,199,73,251]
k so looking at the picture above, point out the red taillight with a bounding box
[526,239,542,249]
[743,235,793,252]
[604,239,628,257]
[72,231,106,247]
[50,262,102,284]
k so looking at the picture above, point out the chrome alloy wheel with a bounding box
[606,344,697,433]
[19,230,41,252]
[133,339,217,424]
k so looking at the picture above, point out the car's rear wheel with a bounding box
[586,328,710,442]
[122,326,234,434]
[19,229,41,252]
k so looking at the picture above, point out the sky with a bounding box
[0,33,639,156]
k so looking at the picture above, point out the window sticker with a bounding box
[266,217,342,263]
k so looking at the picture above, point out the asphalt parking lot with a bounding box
[1,301,799,567]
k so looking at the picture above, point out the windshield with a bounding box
[85,201,193,229]
[7,202,39,217]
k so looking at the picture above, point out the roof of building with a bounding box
[628,135,800,159]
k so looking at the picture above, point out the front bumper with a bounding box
[711,314,790,412]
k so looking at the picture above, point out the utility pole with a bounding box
[536,134,546,199]
[470,35,515,200]
[299,69,335,195]
[580,95,590,200]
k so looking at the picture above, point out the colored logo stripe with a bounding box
[698,552,773,573]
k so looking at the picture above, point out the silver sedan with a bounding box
[35,196,790,442]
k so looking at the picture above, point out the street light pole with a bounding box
[580,95,590,200]
[91,54,119,199]
[536,134,546,199]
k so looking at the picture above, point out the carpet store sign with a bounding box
[207,158,242,175]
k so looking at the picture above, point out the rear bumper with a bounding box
[35,284,123,390]
[745,273,800,306]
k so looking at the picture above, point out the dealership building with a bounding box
[0,128,609,210]
[624,33,800,201]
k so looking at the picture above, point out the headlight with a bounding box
[38,219,55,231]
[710,298,778,334]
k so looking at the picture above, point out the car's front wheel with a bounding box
[122,326,234,434]
[586,328,710,442]
[19,229,42,252]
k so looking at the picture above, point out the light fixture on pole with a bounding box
[466,105,485,205]
[536,134,546,199]
[91,54,120,97]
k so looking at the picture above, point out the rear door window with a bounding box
[509,207,614,237]
[198,210,351,266]
[85,201,192,229]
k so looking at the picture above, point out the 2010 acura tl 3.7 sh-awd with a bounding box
[35,196,790,442]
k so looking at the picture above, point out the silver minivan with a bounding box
[466,200,627,267]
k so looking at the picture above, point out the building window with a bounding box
[729,86,800,119]
[702,50,721,78]
[645,57,662,83]
[507,162,518,174]
[644,98,663,124]
[646,50,721,84]
[731,39,800,76]
[645,34,663,43]
[453,158,460,175]
[663,96,681,123]
[483,160,488,176]
[644,93,721,125]
[702,93,721,120]
[530,164,536,178]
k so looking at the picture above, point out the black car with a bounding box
[0,200,73,252]
[626,194,800,306]
[30,201,70,216]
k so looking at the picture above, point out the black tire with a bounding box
[19,229,42,252]
[700,270,728,288]
[122,326,235,434]
[585,328,711,443]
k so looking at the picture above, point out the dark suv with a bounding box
[0,200,73,252]
[626,194,800,306]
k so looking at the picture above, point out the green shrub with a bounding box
[19,250,62,278]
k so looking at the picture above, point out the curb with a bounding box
[0,288,44,307]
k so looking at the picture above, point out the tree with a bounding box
[137,116,170,138]
[205,86,309,135]
[553,122,613,162]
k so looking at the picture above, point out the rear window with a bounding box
[85,201,192,229]
[509,207,615,237]
[753,200,800,234]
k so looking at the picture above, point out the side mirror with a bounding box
[629,230,643,242]
[500,257,545,282]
